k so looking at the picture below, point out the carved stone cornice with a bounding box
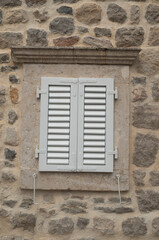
[11,47,140,65]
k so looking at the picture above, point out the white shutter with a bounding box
[39,77,78,172]
[77,78,114,172]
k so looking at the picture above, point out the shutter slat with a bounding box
[48,122,70,128]
[82,85,106,166]
[49,92,70,98]
[48,159,69,164]
[47,85,71,165]
[84,160,105,165]
[49,98,70,104]
[48,116,70,122]
[48,128,69,134]
[49,86,70,92]
[85,99,105,104]
[49,104,70,110]
[85,93,106,98]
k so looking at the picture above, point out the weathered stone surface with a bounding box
[152,76,159,101]
[1,66,18,72]
[0,86,6,95]
[0,86,6,105]
[148,27,159,46]
[137,49,159,76]
[10,88,19,104]
[61,200,87,214]
[5,128,18,146]
[77,217,89,229]
[93,198,104,203]
[0,208,9,217]
[39,207,56,218]
[11,213,36,232]
[83,37,113,48]
[107,3,127,23]
[94,206,134,214]
[133,170,146,186]
[94,27,111,37]
[8,110,18,124]
[48,217,74,235]
[152,218,159,237]
[4,161,15,167]
[131,76,146,86]
[77,26,88,34]
[5,10,28,24]
[54,0,79,3]
[0,10,2,25]
[149,171,159,186]
[127,0,146,1]
[33,9,49,23]
[76,4,102,25]
[25,0,47,7]
[133,104,159,130]
[49,17,74,35]
[20,199,33,209]
[3,200,17,208]
[145,4,159,24]
[0,32,23,49]
[0,237,22,240]
[53,36,79,46]
[0,0,22,7]
[78,239,96,240]
[130,5,140,24]
[26,29,48,47]
[109,197,131,204]
[115,27,144,47]
[4,148,16,160]
[57,6,73,15]
[122,217,147,236]
[136,190,159,212]
[0,53,9,63]
[133,133,159,167]
[0,112,4,120]
[93,217,115,235]
[9,75,19,84]
[2,172,16,182]
[132,87,147,102]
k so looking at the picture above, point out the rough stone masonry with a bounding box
[0,0,159,239]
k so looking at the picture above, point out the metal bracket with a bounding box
[35,145,45,159]
[108,87,118,99]
[108,147,118,159]
[36,87,47,99]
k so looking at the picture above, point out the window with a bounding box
[38,77,115,172]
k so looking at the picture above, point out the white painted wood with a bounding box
[77,78,114,172]
[39,77,78,172]
[39,77,114,172]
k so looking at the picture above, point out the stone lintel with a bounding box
[11,47,140,65]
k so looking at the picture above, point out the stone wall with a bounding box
[0,0,159,239]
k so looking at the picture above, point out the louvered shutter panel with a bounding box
[77,78,114,172]
[39,77,77,172]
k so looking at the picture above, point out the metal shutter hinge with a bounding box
[36,87,47,99]
[35,146,45,158]
[108,87,118,99]
[108,147,118,159]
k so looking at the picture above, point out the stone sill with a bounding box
[11,47,140,65]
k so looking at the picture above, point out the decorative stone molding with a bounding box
[11,47,140,65]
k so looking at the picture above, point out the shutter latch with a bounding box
[108,87,118,99]
[35,145,45,158]
[36,87,47,99]
[108,147,118,159]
